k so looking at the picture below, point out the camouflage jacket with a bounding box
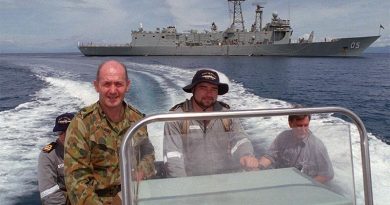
[64,102,155,205]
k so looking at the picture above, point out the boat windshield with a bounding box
[120,107,372,205]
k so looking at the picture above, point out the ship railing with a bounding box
[120,107,373,205]
[290,38,339,44]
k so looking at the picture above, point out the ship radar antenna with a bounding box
[251,1,266,31]
[228,0,246,31]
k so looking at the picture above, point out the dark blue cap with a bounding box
[53,113,74,132]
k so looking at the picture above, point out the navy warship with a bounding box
[78,0,380,57]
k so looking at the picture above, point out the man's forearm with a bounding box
[138,153,156,178]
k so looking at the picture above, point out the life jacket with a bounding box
[169,99,232,134]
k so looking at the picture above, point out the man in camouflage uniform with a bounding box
[38,113,74,205]
[64,60,155,205]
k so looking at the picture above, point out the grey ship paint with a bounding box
[78,1,380,57]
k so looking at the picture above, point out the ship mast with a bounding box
[252,4,263,31]
[228,0,245,31]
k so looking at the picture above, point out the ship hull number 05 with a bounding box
[351,42,360,49]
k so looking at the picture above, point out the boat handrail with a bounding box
[120,106,373,205]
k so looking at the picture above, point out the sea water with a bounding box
[0,53,389,205]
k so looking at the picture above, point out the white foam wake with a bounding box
[0,68,96,204]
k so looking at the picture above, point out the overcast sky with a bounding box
[1,0,389,53]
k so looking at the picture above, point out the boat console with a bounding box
[136,168,351,205]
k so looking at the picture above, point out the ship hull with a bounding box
[78,36,379,57]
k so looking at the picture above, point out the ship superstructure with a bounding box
[78,0,379,57]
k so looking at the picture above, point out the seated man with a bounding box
[38,113,74,205]
[258,112,334,183]
[164,69,258,177]
[64,60,155,204]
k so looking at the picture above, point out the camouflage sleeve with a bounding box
[137,152,155,179]
[134,126,156,179]
[64,116,103,205]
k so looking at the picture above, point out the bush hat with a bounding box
[183,69,229,95]
[53,113,74,132]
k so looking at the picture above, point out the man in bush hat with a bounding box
[38,113,74,205]
[163,69,258,177]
